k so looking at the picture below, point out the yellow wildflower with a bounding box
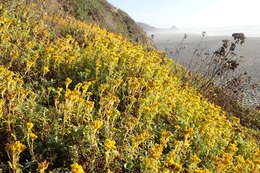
[127,117,138,125]
[216,152,233,164]
[26,122,34,130]
[231,116,240,124]
[190,154,201,163]
[26,42,34,49]
[26,61,34,68]
[105,109,113,116]
[31,3,37,7]
[70,163,85,173]
[0,99,4,117]
[82,81,92,91]
[185,128,194,135]
[149,144,163,159]
[104,139,116,150]
[166,159,183,172]
[245,159,254,165]
[174,125,180,130]
[86,101,95,108]
[5,141,26,153]
[29,132,38,140]
[38,161,49,173]
[43,66,50,73]
[235,156,245,164]
[7,75,13,82]
[132,133,150,148]
[99,84,109,91]
[228,143,238,152]
[160,130,172,145]
[107,169,113,173]
[194,168,212,173]
[133,132,150,144]
[161,130,172,138]
[142,157,154,169]
[91,120,102,129]
[75,83,83,90]
[65,78,72,87]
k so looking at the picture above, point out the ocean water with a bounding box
[174,25,260,37]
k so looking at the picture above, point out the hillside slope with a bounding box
[0,1,259,173]
[55,0,150,44]
[137,22,158,31]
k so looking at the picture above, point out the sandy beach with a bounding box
[150,31,260,107]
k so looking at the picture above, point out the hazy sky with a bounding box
[107,0,260,28]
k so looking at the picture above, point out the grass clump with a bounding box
[0,1,259,172]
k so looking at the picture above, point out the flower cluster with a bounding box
[0,1,258,172]
[104,139,116,151]
[71,163,85,173]
[5,141,26,153]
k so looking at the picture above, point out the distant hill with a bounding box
[137,22,158,31]
[138,22,178,32]
[170,25,178,30]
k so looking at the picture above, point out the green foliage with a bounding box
[75,0,103,21]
